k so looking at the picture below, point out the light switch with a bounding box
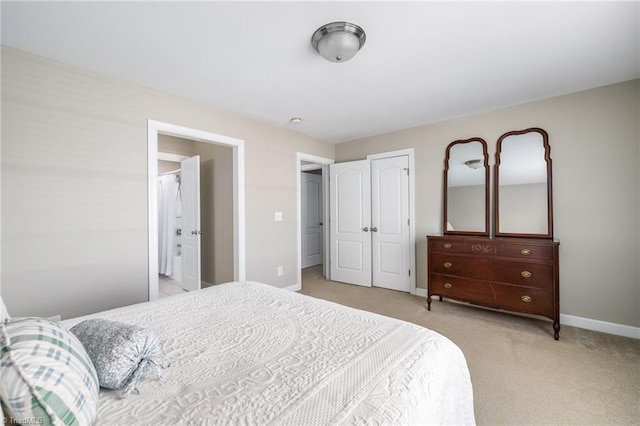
[275,211,283,221]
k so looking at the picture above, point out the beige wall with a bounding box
[1,45,637,329]
[336,79,640,328]
[195,141,234,286]
[498,183,548,234]
[447,185,486,232]
[1,47,334,319]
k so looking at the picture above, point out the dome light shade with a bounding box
[311,22,366,63]
[464,159,484,169]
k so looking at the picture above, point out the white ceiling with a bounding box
[2,1,638,143]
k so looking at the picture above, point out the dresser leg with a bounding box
[553,322,560,340]
[439,296,443,302]
[426,296,431,311]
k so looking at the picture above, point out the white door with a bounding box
[180,155,201,292]
[330,160,372,287]
[302,172,323,268]
[371,156,411,292]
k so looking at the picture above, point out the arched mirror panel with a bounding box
[443,138,489,236]
[495,128,553,238]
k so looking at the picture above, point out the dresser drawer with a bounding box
[498,244,553,261]
[429,238,468,253]
[429,274,496,305]
[430,237,555,261]
[493,285,554,317]
[430,274,554,318]
[430,253,554,289]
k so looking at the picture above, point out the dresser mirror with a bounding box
[495,128,553,238]
[443,138,489,236]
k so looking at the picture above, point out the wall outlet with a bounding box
[275,211,283,221]
[277,266,283,276]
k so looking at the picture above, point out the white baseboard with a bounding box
[284,283,302,292]
[414,289,639,339]
[560,314,640,339]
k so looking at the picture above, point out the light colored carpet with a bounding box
[299,266,640,425]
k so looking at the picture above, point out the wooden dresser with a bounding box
[427,235,560,339]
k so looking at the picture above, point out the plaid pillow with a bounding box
[0,296,9,322]
[0,317,99,426]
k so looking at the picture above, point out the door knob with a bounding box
[371,227,378,232]
[363,227,369,232]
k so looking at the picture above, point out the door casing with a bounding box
[148,119,245,301]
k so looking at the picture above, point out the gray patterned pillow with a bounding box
[70,319,170,398]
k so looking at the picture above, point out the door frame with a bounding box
[296,153,334,290]
[148,119,246,301]
[367,149,417,295]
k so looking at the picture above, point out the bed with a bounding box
[8,281,475,425]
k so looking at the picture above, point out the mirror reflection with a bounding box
[444,139,489,235]
[496,129,551,237]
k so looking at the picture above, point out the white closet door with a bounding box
[329,160,372,287]
[180,155,201,292]
[371,156,410,292]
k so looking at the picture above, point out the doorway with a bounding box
[157,151,196,295]
[301,168,324,269]
[157,135,233,296]
[297,153,333,290]
[147,120,246,301]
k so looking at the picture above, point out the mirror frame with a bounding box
[494,127,553,239]
[443,137,490,236]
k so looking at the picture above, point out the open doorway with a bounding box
[296,153,333,291]
[157,150,190,296]
[148,120,246,301]
[156,135,235,297]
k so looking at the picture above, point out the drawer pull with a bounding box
[443,262,452,269]
[521,295,532,303]
[443,243,452,249]
[520,248,531,256]
[443,283,453,289]
[521,270,532,278]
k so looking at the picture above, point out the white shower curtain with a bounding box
[158,174,178,276]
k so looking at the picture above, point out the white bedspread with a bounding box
[64,281,475,425]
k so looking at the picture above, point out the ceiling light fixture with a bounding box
[311,21,366,63]
[289,117,303,125]
[464,159,483,169]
